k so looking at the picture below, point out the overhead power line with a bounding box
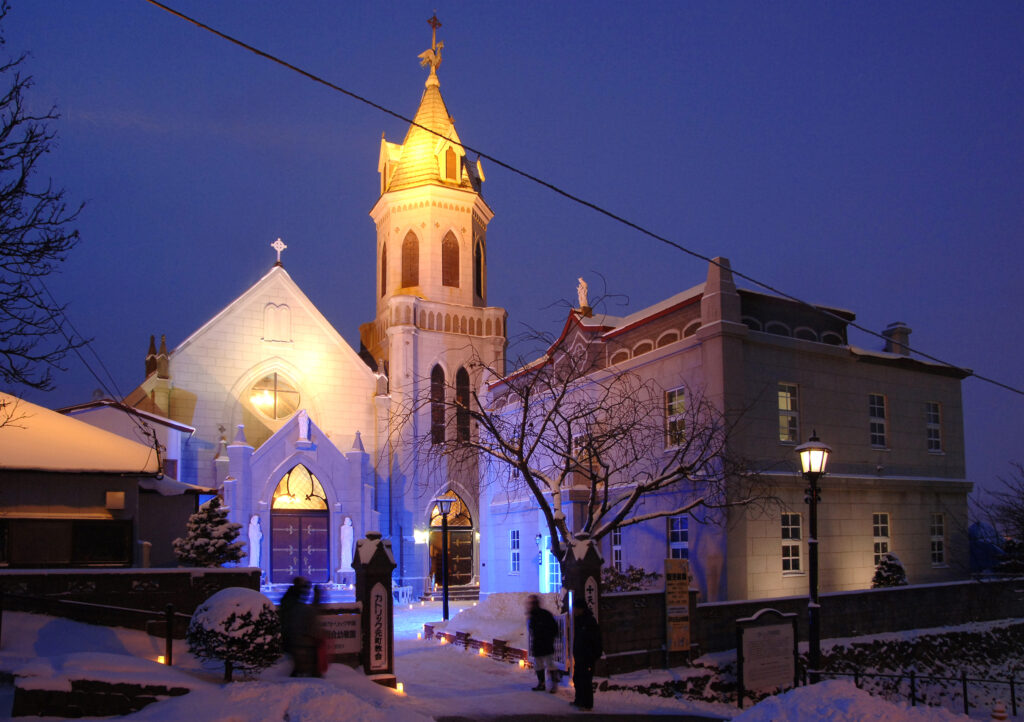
[143,0,1022,397]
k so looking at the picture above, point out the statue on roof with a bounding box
[418,14,444,74]
[577,277,589,310]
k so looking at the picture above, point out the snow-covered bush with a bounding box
[601,564,663,592]
[173,496,245,567]
[187,587,281,681]
[871,552,908,588]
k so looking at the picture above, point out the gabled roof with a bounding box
[0,392,159,475]
[59,398,196,434]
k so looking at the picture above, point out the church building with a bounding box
[124,25,506,594]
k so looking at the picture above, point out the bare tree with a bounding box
[400,311,770,565]
[0,2,84,392]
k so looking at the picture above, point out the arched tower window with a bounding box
[402,231,419,288]
[442,232,459,287]
[455,367,470,442]
[431,365,445,444]
[473,240,484,298]
[380,243,387,297]
[445,146,457,180]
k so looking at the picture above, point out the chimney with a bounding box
[882,322,912,356]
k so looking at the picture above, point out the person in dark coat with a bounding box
[571,602,602,710]
[525,594,559,692]
[278,577,320,677]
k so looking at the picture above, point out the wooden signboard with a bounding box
[665,558,691,653]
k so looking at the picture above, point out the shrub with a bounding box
[601,564,663,592]
[187,587,281,681]
[173,496,245,567]
[871,552,908,588]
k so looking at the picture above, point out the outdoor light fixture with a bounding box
[433,495,456,621]
[795,431,831,683]
[396,682,404,694]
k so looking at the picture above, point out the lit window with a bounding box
[272,465,328,510]
[872,512,890,566]
[930,513,945,565]
[778,383,799,443]
[925,402,942,452]
[782,513,802,572]
[668,516,688,559]
[611,528,623,572]
[249,372,300,420]
[510,529,520,574]
[869,394,887,447]
[665,388,686,448]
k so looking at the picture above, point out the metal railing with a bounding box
[813,667,1019,717]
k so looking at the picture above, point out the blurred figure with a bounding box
[571,602,602,710]
[278,576,321,677]
[525,594,558,692]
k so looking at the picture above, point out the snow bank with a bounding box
[13,652,202,692]
[734,680,969,721]
[434,592,560,648]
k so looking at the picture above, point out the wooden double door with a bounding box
[271,511,329,584]
[429,529,474,587]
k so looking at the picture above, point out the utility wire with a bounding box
[143,0,1022,397]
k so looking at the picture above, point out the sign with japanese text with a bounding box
[370,582,388,671]
[321,613,361,656]
[665,558,691,652]
[584,576,599,621]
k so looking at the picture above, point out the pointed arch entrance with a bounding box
[429,491,474,587]
[270,464,329,584]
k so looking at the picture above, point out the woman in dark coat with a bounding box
[571,602,602,710]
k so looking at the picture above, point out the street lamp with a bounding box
[795,431,831,683]
[434,496,455,621]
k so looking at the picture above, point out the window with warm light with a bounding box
[249,372,299,420]
[272,465,327,510]
[665,387,686,448]
[872,512,890,565]
[781,513,802,573]
[778,383,799,443]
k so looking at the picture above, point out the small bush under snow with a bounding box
[187,587,281,681]
[173,496,245,567]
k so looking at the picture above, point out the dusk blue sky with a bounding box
[7,2,1022,498]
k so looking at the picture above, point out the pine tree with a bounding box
[173,496,245,567]
[871,552,908,588]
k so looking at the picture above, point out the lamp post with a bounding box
[795,431,831,684]
[434,496,455,621]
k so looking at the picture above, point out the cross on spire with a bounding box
[428,14,442,51]
[271,237,287,265]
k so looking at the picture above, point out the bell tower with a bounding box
[359,17,506,593]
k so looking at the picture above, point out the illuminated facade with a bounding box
[123,28,505,592]
[479,258,972,602]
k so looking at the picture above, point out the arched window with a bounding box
[455,367,470,442]
[431,365,445,444]
[380,243,387,297]
[473,240,484,298]
[271,464,327,510]
[445,146,457,180]
[248,372,300,420]
[402,231,419,288]
[442,232,459,287]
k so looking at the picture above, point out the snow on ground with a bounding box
[0,599,1016,720]
[733,680,969,721]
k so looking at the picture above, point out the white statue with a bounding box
[577,277,589,309]
[339,517,354,572]
[247,515,262,569]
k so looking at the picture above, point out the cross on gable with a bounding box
[271,238,288,265]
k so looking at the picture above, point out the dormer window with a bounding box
[445,146,458,181]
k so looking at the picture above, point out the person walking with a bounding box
[571,602,602,710]
[525,594,559,692]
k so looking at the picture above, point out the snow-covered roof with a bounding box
[0,392,159,475]
[59,398,196,434]
[138,476,214,496]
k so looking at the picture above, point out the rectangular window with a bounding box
[872,512,890,566]
[665,388,686,448]
[778,383,799,443]
[611,528,623,572]
[869,394,887,447]
[925,402,942,452]
[540,536,561,593]
[930,513,945,565]
[781,513,802,573]
[668,515,689,559]
[509,529,520,574]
